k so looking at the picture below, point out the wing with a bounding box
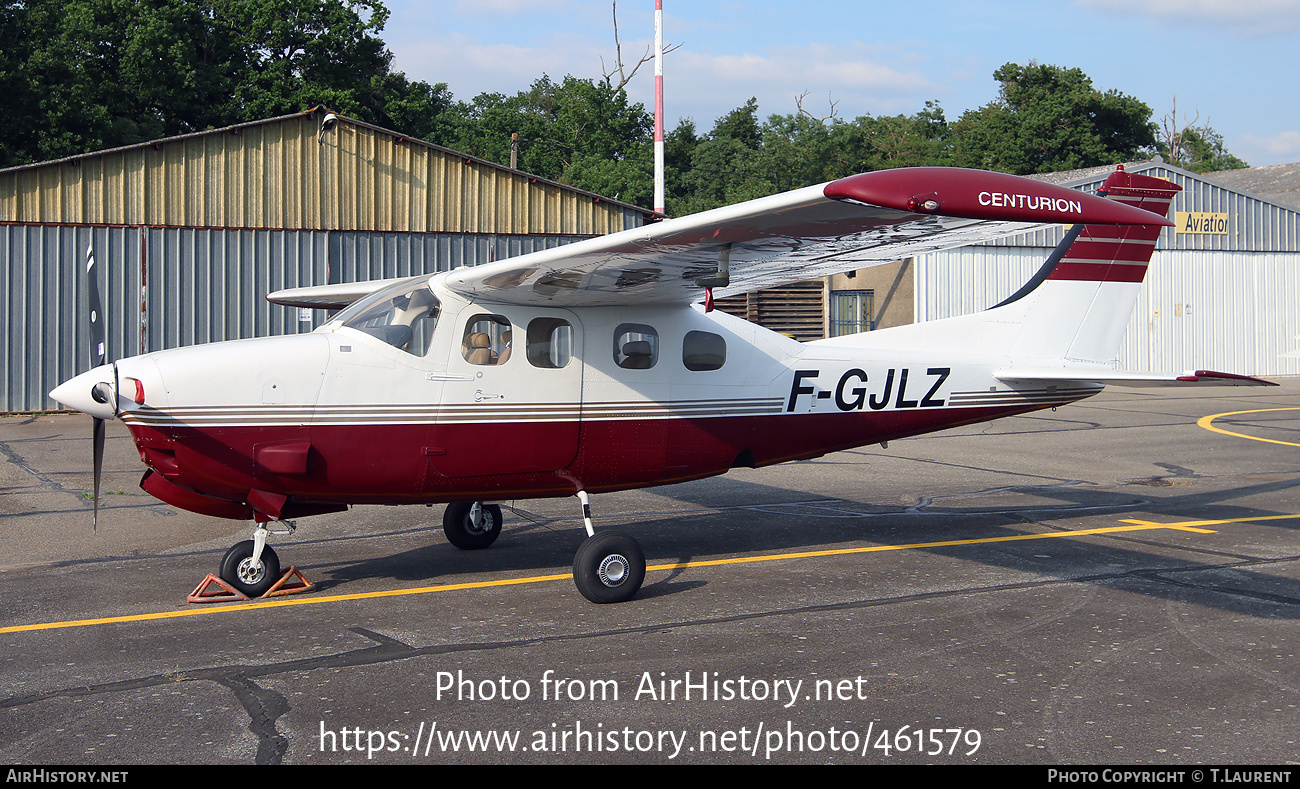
[267,277,414,310]
[267,167,1173,310]
[441,167,1172,307]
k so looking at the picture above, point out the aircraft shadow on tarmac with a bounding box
[311,469,1300,620]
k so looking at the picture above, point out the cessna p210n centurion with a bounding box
[51,166,1274,603]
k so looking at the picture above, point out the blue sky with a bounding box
[380,1,1300,167]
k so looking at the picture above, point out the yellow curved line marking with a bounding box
[0,519,1236,635]
[1198,407,1300,448]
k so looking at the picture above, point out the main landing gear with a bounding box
[570,491,645,604]
[441,492,647,604]
[443,501,502,549]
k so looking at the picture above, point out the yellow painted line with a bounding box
[0,520,1233,635]
[0,573,574,634]
[1121,512,1300,529]
[1198,407,1300,448]
[645,522,1217,570]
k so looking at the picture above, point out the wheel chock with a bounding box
[264,566,315,597]
[188,574,249,603]
[187,566,315,604]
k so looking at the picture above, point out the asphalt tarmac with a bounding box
[1,384,1298,766]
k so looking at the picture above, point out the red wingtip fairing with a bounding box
[824,167,1175,227]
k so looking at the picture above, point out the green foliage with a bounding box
[710,97,763,149]
[222,0,393,119]
[2,9,1251,218]
[436,75,654,205]
[2,0,244,164]
[1158,125,1248,173]
[948,62,1156,175]
[663,99,955,215]
[0,0,449,167]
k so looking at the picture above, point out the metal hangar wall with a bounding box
[0,108,652,412]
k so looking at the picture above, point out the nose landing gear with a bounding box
[219,539,281,598]
[197,520,312,602]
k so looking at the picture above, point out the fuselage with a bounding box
[58,275,1098,521]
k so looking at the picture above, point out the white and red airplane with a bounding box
[50,166,1273,603]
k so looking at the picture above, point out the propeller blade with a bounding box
[86,244,106,368]
[92,416,105,531]
[86,242,108,530]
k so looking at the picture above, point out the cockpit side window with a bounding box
[337,280,440,356]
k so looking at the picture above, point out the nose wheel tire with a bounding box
[219,540,281,598]
[573,531,645,604]
[443,502,503,550]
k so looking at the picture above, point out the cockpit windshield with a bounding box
[328,278,440,356]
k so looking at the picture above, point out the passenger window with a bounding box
[462,315,512,365]
[526,318,573,369]
[683,331,726,371]
[614,324,658,369]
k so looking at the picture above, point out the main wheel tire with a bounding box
[442,502,502,549]
[219,540,281,598]
[572,531,645,604]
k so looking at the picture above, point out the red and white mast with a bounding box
[653,0,665,216]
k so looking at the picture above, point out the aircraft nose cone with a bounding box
[50,364,117,419]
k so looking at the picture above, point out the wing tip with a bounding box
[825,166,1174,227]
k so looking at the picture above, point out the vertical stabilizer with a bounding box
[998,167,1181,368]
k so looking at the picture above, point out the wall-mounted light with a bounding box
[318,113,339,144]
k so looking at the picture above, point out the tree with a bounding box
[221,0,392,120]
[711,97,763,150]
[439,76,655,206]
[949,62,1156,175]
[599,0,681,91]
[1155,99,1248,173]
[1171,126,1248,173]
[0,0,451,167]
[1,0,246,166]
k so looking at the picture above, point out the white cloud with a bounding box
[387,26,945,126]
[447,0,586,18]
[389,30,609,99]
[1075,0,1300,36]
[1237,130,1300,165]
[659,44,942,124]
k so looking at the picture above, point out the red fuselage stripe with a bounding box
[126,399,1085,515]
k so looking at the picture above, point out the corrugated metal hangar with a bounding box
[0,107,652,412]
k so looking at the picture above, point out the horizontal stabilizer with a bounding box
[266,277,413,310]
[995,368,1278,388]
